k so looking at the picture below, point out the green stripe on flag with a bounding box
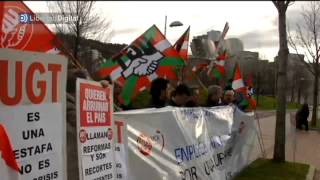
[160,57,185,66]
[240,98,249,106]
[212,68,222,79]
[100,58,118,68]
[120,75,139,105]
[239,98,250,110]
[120,55,130,63]
[144,26,156,40]
[120,55,129,63]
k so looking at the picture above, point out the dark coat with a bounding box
[296,105,310,125]
[206,99,223,107]
[149,99,167,108]
[66,93,79,180]
[296,104,309,130]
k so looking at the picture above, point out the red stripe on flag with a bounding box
[116,76,126,87]
[163,48,182,58]
[234,64,242,80]
[179,49,188,60]
[216,65,225,74]
[0,123,20,172]
[134,76,150,94]
[97,66,118,78]
[173,26,190,61]
[157,66,178,80]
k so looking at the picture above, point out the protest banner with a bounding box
[114,106,259,180]
[0,48,67,180]
[76,78,115,180]
[114,120,128,180]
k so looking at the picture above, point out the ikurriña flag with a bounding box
[244,74,257,110]
[237,73,257,111]
[231,63,246,93]
[97,25,185,105]
[210,50,228,80]
[173,26,190,61]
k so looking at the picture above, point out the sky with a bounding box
[24,1,308,61]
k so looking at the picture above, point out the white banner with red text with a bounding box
[114,106,259,180]
[76,78,116,180]
[0,48,67,180]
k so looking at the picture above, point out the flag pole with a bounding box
[254,110,267,158]
[207,22,229,76]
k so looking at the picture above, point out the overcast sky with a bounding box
[24,1,307,61]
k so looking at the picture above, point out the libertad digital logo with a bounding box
[19,12,78,24]
[19,13,36,24]
[136,129,165,156]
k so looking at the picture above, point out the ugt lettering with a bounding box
[0,61,62,105]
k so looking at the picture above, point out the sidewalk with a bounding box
[251,113,320,179]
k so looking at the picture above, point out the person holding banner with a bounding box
[66,68,89,180]
[66,67,112,180]
[104,76,123,111]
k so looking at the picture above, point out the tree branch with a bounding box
[296,24,316,61]
[288,27,316,75]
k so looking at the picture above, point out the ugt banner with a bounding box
[76,78,115,180]
[0,49,67,180]
[114,106,259,180]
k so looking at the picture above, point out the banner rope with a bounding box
[254,110,267,158]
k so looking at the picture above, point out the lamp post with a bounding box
[164,15,167,37]
[164,15,183,37]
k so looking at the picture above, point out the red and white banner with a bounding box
[0,48,67,180]
[76,78,115,180]
[114,120,128,180]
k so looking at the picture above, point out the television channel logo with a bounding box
[19,13,41,24]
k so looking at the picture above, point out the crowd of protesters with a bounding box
[147,77,252,111]
[65,66,254,180]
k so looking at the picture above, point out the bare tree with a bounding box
[47,1,112,60]
[273,0,293,162]
[288,1,320,126]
